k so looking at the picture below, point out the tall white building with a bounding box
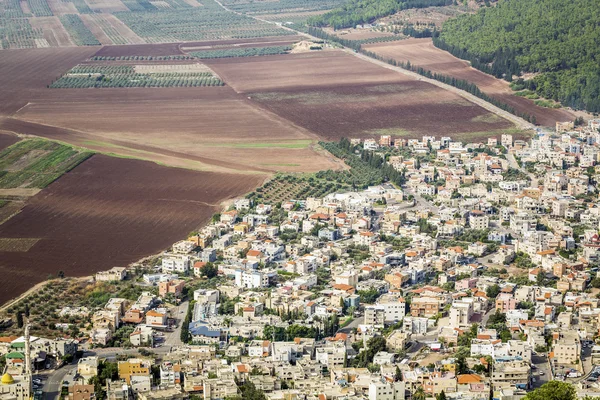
[161,255,190,274]
[234,269,269,289]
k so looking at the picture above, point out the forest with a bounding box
[436,0,600,112]
[307,0,452,30]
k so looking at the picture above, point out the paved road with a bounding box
[531,353,551,388]
[507,152,539,187]
[162,300,188,348]
[42,363,76,400]
[403,187,440,214]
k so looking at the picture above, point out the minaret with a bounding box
[24,324,31,376]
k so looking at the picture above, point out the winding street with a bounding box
[507,151,539,188]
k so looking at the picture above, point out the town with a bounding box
[2,119,600,400]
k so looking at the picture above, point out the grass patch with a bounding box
[0,238,40,252]
[534,99,561,109]
[365,128,413,137]
[0,139,92,189]
[471,113,505,124]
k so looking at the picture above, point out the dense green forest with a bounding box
[307,0,452,30]
[436,0,600,112]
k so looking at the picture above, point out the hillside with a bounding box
[435,0,600,113]
[307,0,453,30]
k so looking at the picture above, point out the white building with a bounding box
[161,255,190,274]
[234,269,269,289]
[369,380,405,400]
[95,267,126,282]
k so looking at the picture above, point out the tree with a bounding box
[437,390,447,400]
[16,312,23,328]
[485,284,500,299]
[395,365,402,382]
[238,381,267,400]
[524,381,576,400]
[456,355,468,374]
[200,262,218,279]
[357,288,381,304]
[413,386,426,400]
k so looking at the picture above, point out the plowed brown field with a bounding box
[0,154,263,305]
[363,38,577,127]
[0,132,19,151]
[205,50,515,139]
[0,47,341,174]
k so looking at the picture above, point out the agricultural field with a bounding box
[0,139,92,189]
[248,173,349,204]
[221,0,347,14]
[0,132,20,152]
[205,50,515,140]
[7,94,340,174]
[49,63,224,88]
[113,0,295,43]
[0,18,45,49]
[0,153,265,305]
[0,45,340,174]
[29,16,75,47]
[59,14,101,46]
[363,38,577,127]
[28,0,54,17]
[189,45,292,59]
[90,54,193,61]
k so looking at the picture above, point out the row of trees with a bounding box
[59,15,101,46]
[262,314,340,341]
[190,45,292,59]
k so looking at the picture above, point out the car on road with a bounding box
[539,371,544,375]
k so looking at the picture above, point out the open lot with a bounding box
[206,50,515,140]
[363,38,577,127]
[0,153,264,305]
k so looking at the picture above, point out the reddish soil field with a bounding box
[204,50,413,93]
[363,38,577,127]
[29,17,75,47]
[93,36,305,57]
[0,47,97,115]
[0,47,340,173]
[205,50,514,139]
[250,82,514,140]
[0,154,264,305]
[92,42,185,57]
[0,132,20,151]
